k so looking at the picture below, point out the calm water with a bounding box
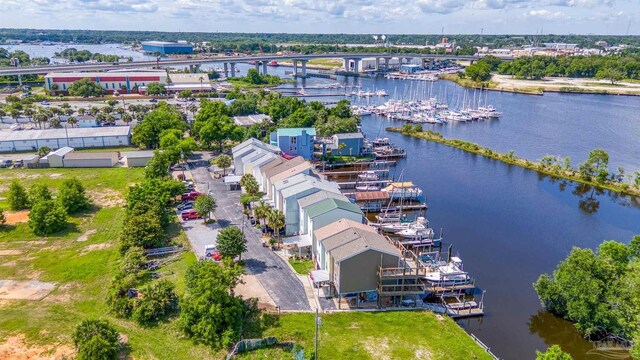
[5,44,640,358]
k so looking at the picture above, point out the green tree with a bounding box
[178,90,193,99]
[7,180,30,210]
[579,149,609,183]
[216,226,247,260]
[68,78,105,97]
[28,200,68,235]
[199,115,243,151]
[0,208,6,226]
[596,67,625,84]
[145,82,166,95]
[536,345,573,360]
[131,104,186,149]
[28,183,52,205]
[144,151,174,179]
[132,279,179,325]
[119,211,164,253]
[194,194,217,221]
[72,319,120,360]
[465,61,492,82]
[240,174,259,196]
[179,260,257,349]
[58,177,91,213]
[212,154,232,175]
[253,200,271,233]
[267,208,285,240]
[120,246,147,277]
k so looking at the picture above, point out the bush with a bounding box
[132,280,179,325]
[28,200,68,235]
[120,247,147,277]
[119,211,164,253]
[106,274,137,318]
[28,183,52,205]
[0,208,6,226]
[58,177,91,213]
[7,180,30,210]
[72,319,120,360]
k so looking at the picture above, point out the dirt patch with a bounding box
[414,347,433,359]
[13,173,42,180]
[0,280,55,300]
[81,243,111,254]
[76,229,97,242]
[235,274,276,309]
[43,282,77,303]
[4,210,30,225]
[0,250,23,256]
[363,336,390,360]
[49,173,63,178]
[0,334,75,360]
[88,188,125,208]
[348,322,360,329]
[1,261,18,267]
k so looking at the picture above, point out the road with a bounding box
[188,165,310,311]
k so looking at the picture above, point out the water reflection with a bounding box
[528,310,632,360]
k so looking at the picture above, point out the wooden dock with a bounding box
[321,169,389,177]
[317,160,396,170]
[447,307,485,318]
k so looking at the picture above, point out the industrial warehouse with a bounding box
[0,126,131,152]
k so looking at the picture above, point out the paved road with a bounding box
[188,166,310,311]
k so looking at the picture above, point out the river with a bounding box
[4,44,640,359]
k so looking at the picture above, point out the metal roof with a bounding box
[304,198,363,219]
[233,114,271,127]
[275,127,316,137]
[297,190,349,210]
[121,150,155,158]
[281,179,340,200]
[323,227,399,263]
[354,191,390,201]
[47,146,74,158]
[0,126,131,142]
[232,138,280,155]
[334,132,364,140]
[314,218,375,243]
[64,152,118,160]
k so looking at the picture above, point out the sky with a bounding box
[0,0,638,35]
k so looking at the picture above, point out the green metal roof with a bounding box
[276,127,316,137]
[304,198,362,218]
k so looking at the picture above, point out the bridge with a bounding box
[0,53,503,77]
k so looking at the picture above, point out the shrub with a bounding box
[28,183,52,205]
[28,200,68,235]
[7,180,30,211]
[119,211,164,253]
[58,178,91,213]
[0,208,6,226]
[132,280,179,325]
[72,319,120,360]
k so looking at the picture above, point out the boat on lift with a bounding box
[358,171,379,181]
[423,257,471,287]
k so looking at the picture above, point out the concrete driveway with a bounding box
[185,165,310,311]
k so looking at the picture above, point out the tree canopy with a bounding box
[132,103,186,149]
[216,226,247,260]
[67,78,104,97]
[72,319,121,360]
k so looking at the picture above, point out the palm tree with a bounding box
[67,116,78,128]
[23,107,35,125]
[33,110,49,129]
[253,201,271,233]
[9,108,22,124]
[64,108,74,117]
[78,108,86,116]
[267,208,285,241]
[0,108,6,124]
[188,104,198,116]
[121,113,133,125]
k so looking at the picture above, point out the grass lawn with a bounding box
[288,258,314,275]
[238,311,492,360]
[0,168,215,359]
[308,59,343,68]
[327,155,375,164]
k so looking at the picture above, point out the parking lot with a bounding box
[183,165,310,311]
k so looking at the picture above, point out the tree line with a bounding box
[3,28,640,48]
[54,48,124,63]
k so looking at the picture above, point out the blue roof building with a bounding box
[270,128,316,160]
[141,41,193,54]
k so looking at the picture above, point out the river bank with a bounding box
[387,127,640,197]
[440,73,640,96]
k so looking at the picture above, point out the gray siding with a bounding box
[335,251,399,294]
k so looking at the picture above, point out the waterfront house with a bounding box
[265,157,312,199]
[313,221,400,307]
[327,133,365,157]
[272,173,312,211]
[242,150,277,178]
[269,128,316,160]
[258,157,287,192]
[279,178,342,235]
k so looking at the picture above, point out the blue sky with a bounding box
[1,0,638,35]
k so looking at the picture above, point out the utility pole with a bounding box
[314,308,320,360]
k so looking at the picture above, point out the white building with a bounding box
[0,126,131,152]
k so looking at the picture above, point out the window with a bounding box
[62,84,66,90]
[112,83,115,89]
[290,136,297,145]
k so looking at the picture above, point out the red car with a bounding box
[181,191,203,201]
[181,209,202,221]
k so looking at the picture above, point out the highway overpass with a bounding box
[0,53,502,77]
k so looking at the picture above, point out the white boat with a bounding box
[379,216,426,233]
[358,171,379,181]
[376,212,410,224]
[355,184,380,191]
[375,89,388,96]
[382,182,424,201]
[423,257,471,286]
[397,226,434,240]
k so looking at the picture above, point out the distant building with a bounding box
[233,114,271,128]
[270,128,316,160]
[122,150,155,167]
[0,126,131,152]
[595,40,609,48]
[76,115,98,128]
[62,152,119,168]
[400,64,422,73]
[139,73,213,94]
[323,133,365,157]
[45,71,167,95]
[141,41,193,54]
[43,146,74,167]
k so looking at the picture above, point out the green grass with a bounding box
[288,258,314,275]
[0,168,215,359]
[308,59,343,68]
[237,312,492,360]
[326,155,375,164]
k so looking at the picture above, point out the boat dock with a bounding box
[320,168,389,177]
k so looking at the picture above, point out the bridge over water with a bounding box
[0,52,509,77]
